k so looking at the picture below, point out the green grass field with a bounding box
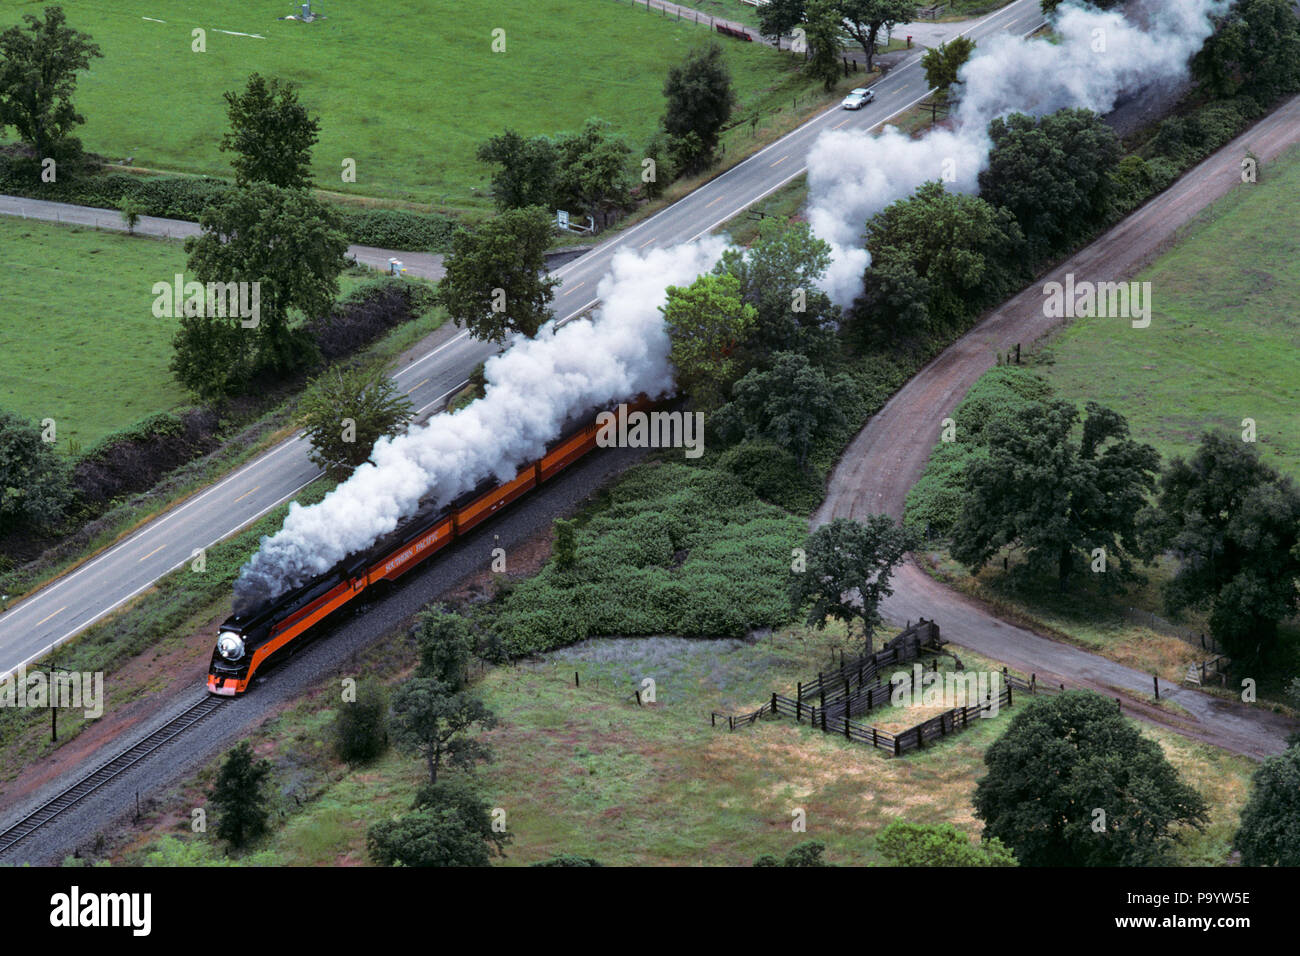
[121,622,1254,866]
[0,0,812,210]
[0,217,394,451]
[0,218,190,451]
[1038,144,1300,480]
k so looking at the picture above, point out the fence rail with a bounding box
[711,619,1015,756]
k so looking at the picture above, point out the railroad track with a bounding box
[0,694,230,856]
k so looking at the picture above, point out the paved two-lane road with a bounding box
[0,0,1047,676]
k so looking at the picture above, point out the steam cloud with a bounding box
[234,237,729,612]
[234,0,1226,611]
[808,0,1229,303]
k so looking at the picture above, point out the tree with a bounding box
[974,691,1209,866]
[0,410,72,535]
[552,518,578,571]
[296,364,412,476]
[414,606,477,690]
[118,197,143,235]
[435,206,558,344]
[876,820,1017,867]
[1143,432,1300,664]
[368,778,508,867]
[1234,744,1300,866]
[864,181,1022,333]
[921,35,975,100]
[662,43,736,173]
[0,6,101,165]
[476,129,558,210]
[714,352,852,467]
[758,0,807,44]
[754,841,833,866]
[219,73,320,188]
[331,679,388,765]
[714,218,838,361]
[389,677,496,783]
[951,400,1159,590]
[847,256,931,346]
[640,132,674,200]
[804,1,845,92]
[789,515,917,649]
[209,741,272,849]
[837,0,917,73]
[553,119,633,227]
[659,272,756,409]
[1191,0,1300,101]
[177,182,348,392]
[978,109,1121,259]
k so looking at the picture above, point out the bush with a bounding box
[491,462,804,655]
[714,440,824,514]
[331,679,389,764]
[72,408,221,508]
[305,277,436,361]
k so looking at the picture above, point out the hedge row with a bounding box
[0,158,459,252]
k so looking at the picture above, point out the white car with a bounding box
[841,88,875,110]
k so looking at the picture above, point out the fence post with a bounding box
[894,735,900,757]
[771,692,778,715]
[729,715,735,731]
[1153,675,1159,700]
[797,681,803,704]
[574,671,580,688]
[1007,684,1013,707]
[1116,697,1122,713]
[711,713,716,727]
[820,708,827,732]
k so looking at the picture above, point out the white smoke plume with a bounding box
[234,237,730,611]
[808,0,1230,304]
[235,0,1228,610]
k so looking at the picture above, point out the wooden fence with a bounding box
[710,619,1018,755]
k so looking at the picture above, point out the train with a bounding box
[207,394,653,696]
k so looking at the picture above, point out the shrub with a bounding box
[331,679,389,764]
[491,462,804,655]
[714,440,824,514]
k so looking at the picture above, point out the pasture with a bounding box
[0,219,190,451]
[0,0,811,210]
[1038,144,1300,480]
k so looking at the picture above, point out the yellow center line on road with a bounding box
[705,195,724,208]
[833,118,850,129]
[232,485,261,504]
[769,155,789,168]
[406,377,430,394]
[138,544,166,563]
[35,606,66,628]
[638,237,655,248]
[566,280,585,292]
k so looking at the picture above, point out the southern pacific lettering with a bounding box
[207,395,656,696]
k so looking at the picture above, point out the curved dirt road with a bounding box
[816,94,1300,759]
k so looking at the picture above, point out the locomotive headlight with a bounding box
[217,632,245,660]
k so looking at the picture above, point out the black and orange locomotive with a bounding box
[208,396,651,695]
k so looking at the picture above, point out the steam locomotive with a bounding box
[207,395,653,695]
